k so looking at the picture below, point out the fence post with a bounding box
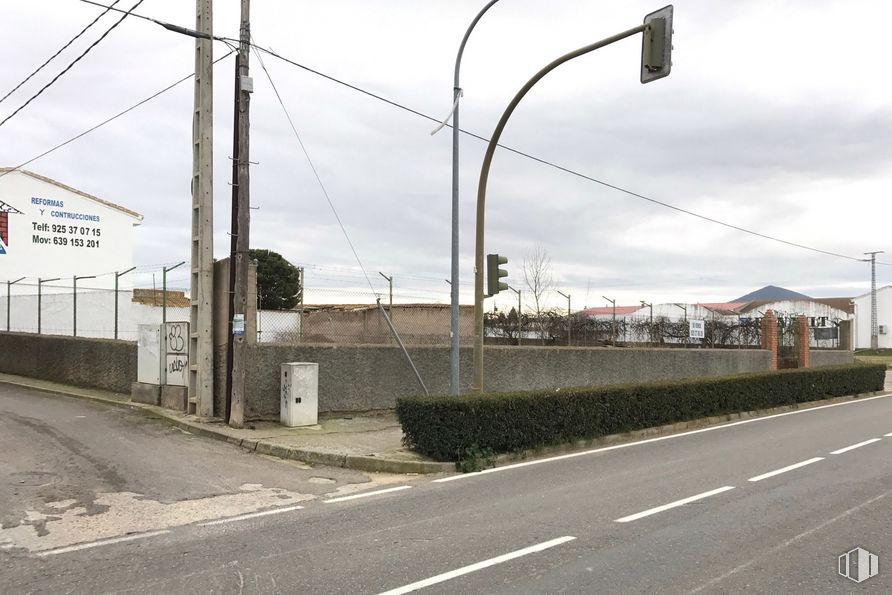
[7,277,25,332]
[114,267,136,340]
[761,310,778,370]
[73,275,96,337]
[798,314,810,368]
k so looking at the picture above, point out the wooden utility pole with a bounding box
[189,0,214,417]
[229,0,251,428]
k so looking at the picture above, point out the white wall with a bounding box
[0,170,139,290]
[852,286,892,349]
[0,290,299,343]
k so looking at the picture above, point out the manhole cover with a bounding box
[9,471,59,487]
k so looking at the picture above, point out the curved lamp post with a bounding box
[471,7,673,392]
[440,0,502,396]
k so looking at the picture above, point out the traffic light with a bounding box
[641,5,673,84]
[486,253,508,296]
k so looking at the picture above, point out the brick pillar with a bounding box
[798,314,810,368]
[761,310,778,370]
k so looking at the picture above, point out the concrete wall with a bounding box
[0,331,135,393]
[246,344,772,418]
[810,350,854,367]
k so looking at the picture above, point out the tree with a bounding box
[249,249,302,310]
[522,245,554,339]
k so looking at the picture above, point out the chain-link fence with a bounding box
[1,277,846,350]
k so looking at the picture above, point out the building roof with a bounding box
[0,167,143,222]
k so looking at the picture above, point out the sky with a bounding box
[1,0,890,310]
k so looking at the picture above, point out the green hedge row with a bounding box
[396,364,887,462]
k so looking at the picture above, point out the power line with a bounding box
[0,49,235,181]
[0,0,123,105]
[0,0,146,129]
[253,37,380,299]
[250,43,886,266]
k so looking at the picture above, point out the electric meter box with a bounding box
[281,362,318,427]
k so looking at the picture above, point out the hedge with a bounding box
[396,364,887,462]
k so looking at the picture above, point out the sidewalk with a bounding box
[0,373,454,475]
[3,371,889,476]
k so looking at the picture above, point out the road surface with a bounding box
[2,382,891,593]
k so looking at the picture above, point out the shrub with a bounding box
[396,364,886,462]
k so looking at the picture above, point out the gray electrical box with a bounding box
[281,362,318,427]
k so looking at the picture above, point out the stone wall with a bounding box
[0,332,135,393]
[810,350,854,367]
[246,344,772,418]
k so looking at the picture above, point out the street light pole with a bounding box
[557,290,571,346]
[673,302,687,321]
[603,295,616,343]
[442,0,502,396]
[507,285,521,346]
[640,300,653,323]
[472,22,651,393]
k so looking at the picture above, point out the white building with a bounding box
[852,286,892,349]
[0,168,142,291]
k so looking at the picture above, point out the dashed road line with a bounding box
[376,536,576,594]
[324,485,412,504]
[34,530,171,557]
[198,505,305,526]
[830,438,882,455]
[614,486,736,523]
[748,457,824,482]
[884,432,892,437]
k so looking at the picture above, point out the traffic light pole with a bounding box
[471,24,647,393]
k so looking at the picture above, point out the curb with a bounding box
[0,376,453,475]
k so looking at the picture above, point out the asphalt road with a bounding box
[3,382,892,594]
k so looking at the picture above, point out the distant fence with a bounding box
[1,281,848,350]
[0,285,298,342]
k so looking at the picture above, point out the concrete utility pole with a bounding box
[189,0,215,417]
[865,251,884,350]
[229,0,252,429]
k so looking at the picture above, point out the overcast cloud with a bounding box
[2,0,890,309]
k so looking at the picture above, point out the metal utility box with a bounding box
[137,324,161,385]
[281,362,318,427]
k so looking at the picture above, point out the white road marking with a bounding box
[830,438,882,455]
[747,457,824,482]
[884,432,892,437]
[614,486,735,523]
[35,530,170,557]
[376,536,576,595]
[198,505,305,527]
[433,393,892,483]
[324,485,412,504]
